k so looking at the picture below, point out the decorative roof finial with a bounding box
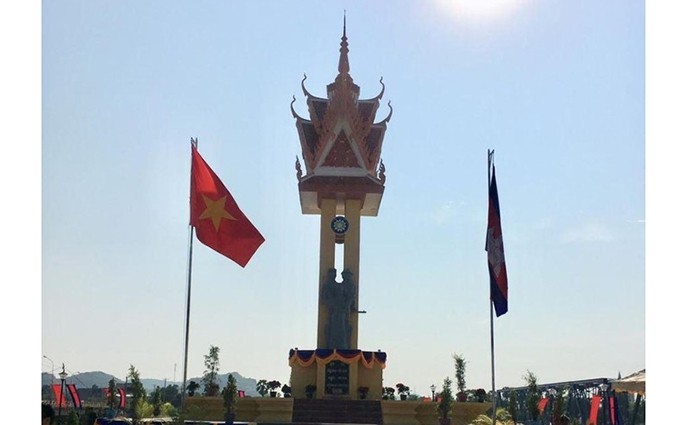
[338,11,350,75]
[343,10,347,37]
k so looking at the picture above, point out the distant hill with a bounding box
[42,371,123,388]
[43,370,259,396]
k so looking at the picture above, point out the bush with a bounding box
[396,383,410,396]
[222,374,238,415]
[438,377,454,419]
[267,380,282,391]
[471,408,513,425]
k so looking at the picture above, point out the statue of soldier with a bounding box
[321,268,356,349]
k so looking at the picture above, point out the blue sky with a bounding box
[9,0,663,400]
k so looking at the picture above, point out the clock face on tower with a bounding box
[331,216,349,235]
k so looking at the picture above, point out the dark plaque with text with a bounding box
[325,360,349,395]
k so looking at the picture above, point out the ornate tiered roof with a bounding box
[291,19,392,216]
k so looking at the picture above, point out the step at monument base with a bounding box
[291,399,383,425]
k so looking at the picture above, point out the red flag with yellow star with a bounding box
[190,145,264,267]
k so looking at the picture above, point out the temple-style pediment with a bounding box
[291,23,391,182]
[291,20,392,216]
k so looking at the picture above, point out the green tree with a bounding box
[523,370,540,421]
[256,380,268,397]
[138,400,154,419]
[508,390,518,423]
[160,402,178,418]
[222,374,238,423]
[471,407,513,425]
[80,409,98,425]
[162,384,181,407]
[382,387,396,400]
[127,364,147,420]
[66,410,79,425]
[473,388,486,402]
[202,345,221,396]
[453,353,467,401]
[107,378,117,410]
[438,377,454,420]
[187,381,200,397]
[552,387,567,424]
[150,386,163,417]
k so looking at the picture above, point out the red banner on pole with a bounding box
[588,395,602,425]
[51,384,68,408]
[118,388,126,409]
[66,384,82,409]
[609,395,619,425]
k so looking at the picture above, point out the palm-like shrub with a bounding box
[256,380,268,397]
[471,408,513,425]
[396,383,410,398]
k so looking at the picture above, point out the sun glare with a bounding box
[435,0,527,21]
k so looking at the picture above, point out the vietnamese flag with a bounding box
[190,144,265,267]
[486,165,508,317]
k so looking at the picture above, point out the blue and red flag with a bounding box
[486,165,508,316]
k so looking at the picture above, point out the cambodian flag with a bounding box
[486,165,508,317]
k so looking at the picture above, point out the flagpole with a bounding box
[488,149,497,425]
[181,137,198,412]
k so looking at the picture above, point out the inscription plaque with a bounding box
[325,360,349,395]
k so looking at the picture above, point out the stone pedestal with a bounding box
[289,349,385,401]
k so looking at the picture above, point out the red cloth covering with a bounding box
[538,397,550,414]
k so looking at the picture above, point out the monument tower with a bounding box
[288,18,392,401]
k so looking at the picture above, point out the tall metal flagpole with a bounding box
[488,149,498,425]
[181,137,198,412]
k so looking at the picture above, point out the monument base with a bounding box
[289,348,386,400]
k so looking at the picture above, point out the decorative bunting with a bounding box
[289,349,387,369]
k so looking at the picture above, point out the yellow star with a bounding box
[199,195,236,230]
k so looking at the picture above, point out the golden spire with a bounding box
[338,12,350,76]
